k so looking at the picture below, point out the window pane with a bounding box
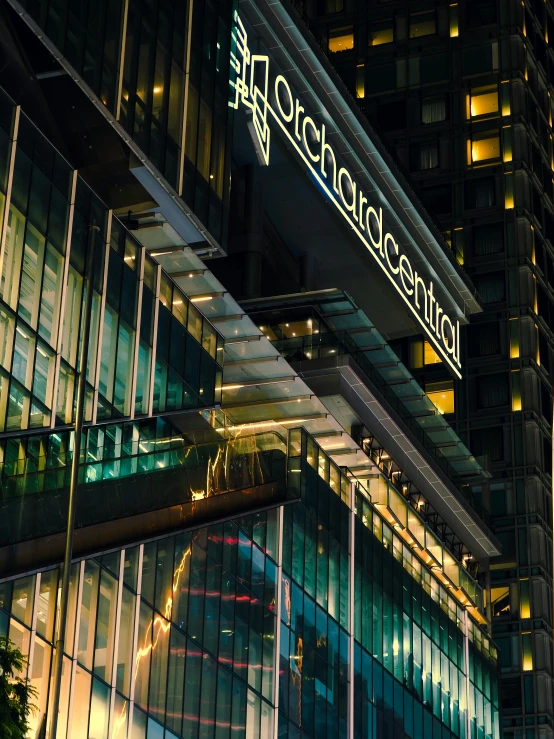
[369,20,393,46]
[471,135,500,163]
[422,96,446,124]
[89,677,110,739]
[94,569,118,682]
[426,381,454,415]
[409,12,436,38]
[329,27,354,53]
[470,90,499,117]
[70,666,92,738]
[78,560,100,670]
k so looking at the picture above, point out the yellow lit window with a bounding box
[520,579,531,619]
[356,64,365,98]
[509,318,519,359]
[369,21,394,46]
[409,11,436,38]
[522,632,533,671]
[490,586,510,616]
[329,27,354,53]
[505,173,514,209]
[469,87,499,118]
[471,134,500,163]
[426,380,454,415]
[424,341,442,365]
[449,3,459,37]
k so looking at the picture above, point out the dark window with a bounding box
[366,63,396,94]
[465,178,495,209]
[468,323,500,357]
[466,0,496,28]
[376,100,407,130]
[319,0,343,12]
[420,184,451,214]
[368,19,394,46]
[471,426,504,462]
[473,273,505,304]
[473,223,504,255]
[477,373,509,408]
[409,11,436,38]
[462,46,492,77]
[422,96,447,124]
[421,53,449,84]
[410,141,439,171]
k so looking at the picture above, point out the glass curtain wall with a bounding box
[17,0,236,244]
[0,428,500,739]
[0,88,223,440]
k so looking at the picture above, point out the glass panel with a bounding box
[18,222,45,328]
[94,569,118,682]
[11,575,35,626]
[471,135,500,163]
[36,569,58,641]
[70,665,92,738]
[28,637,51,739]
[1,206,26,310]
[329,27,354,53]
[78,560,100,670]
[89,677,110,739]
[116,586,135,697]
[61,267,83,366]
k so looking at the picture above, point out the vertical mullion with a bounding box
[50,170,78,429]
[114,0,130,122]
[177,0,196,196]
[91,213,112,425]
[272,504,284,738]
[463,610,471,739]
[348,482,355,739]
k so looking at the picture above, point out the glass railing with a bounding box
[272,328,487,509]
[0,426,288,546]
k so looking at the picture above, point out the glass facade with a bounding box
[18,0,235,243]
[0,428,500,739]
[0,88,223,436]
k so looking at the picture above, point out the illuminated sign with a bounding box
[229,13,461,377]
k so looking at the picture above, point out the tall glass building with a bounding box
[0,1,502,738]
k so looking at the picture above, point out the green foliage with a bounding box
[0,637,37,739]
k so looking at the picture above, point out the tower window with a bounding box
[329,26,354,53]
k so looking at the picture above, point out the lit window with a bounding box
[356,65,365,99]
[490,586,510,616]
[329,27,354,53]
[468,87,499,118]
[470,134,500,163]
[424,341,441,365]
[450,3,459,37]
[426,380,454,415]
[519,579,530,618]
[369,20,394,46]
[522,632,533,671]
[409,11,436,38]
